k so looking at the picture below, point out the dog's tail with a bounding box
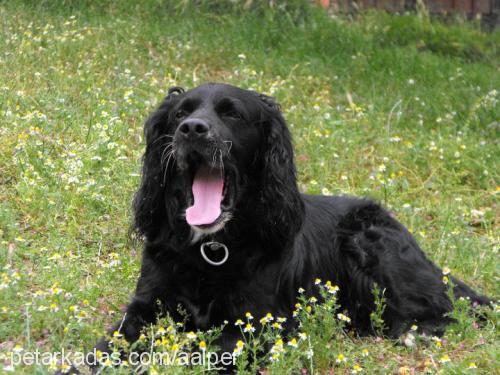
[451,275,493,307]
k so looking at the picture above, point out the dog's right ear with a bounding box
[143,86,184,144]
[133,87,184,240]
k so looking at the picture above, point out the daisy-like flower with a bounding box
[309,296,318,303]
[298,332,307,340]
[260,313,274,325]
[272,322,283,330]
[411,324,418,331]
[336,353,347,363]
[186,331,197,340]
[270,352,281,362]
[277,316,287,323]
[467,362,477,369]
[243,323,255,333]
[442,267,451,275]
[113,330,123,338]
[442,276,449,285]
[171,343,179,351]
[361,348,369,357]
[233,340,244,356]
[245,312,254,320]
[157,327,166,335]
[298,287,305,293]
[314,278,322,285]
[352,364,363,373]
[270,338,284,354]
[235,319,244,326]
[327,284,340,294]
[199,340,206,350]
[439,354,451,363]
[287,338,298,348]
[337,313,351,323]
[432,336,442,347]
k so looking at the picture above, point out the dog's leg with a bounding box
[337,202,491,339]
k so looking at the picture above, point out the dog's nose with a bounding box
[177,119,210,138]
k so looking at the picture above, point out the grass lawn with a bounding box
[0,0,498,373]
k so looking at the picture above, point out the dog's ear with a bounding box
[143,86,184,144]
[257,94,304,247]
[132,87,184,240]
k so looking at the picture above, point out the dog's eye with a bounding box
[175,109,188,119]
[223,110,241,119]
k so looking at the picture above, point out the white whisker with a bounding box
[223,140,233,155]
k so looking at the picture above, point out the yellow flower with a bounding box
[336,353,347,363]
[432,336,443,347]
[272,322,283,330]
[314,278,321,285]
[287,338,298,348]
[260,313,274,325]
[327,284,340,294]
[337,313,351,323]
[95,350,102,360]
[442,276,449,285]
[442,267,451,275]
[439,354,451,363]
[235,319,244,326]
[112,330,122,338]
[233,340,244,355]
[243,323,255,333]
[411,324,418,331]
[270,338,284,355]
[245,312,253,320]
[186,331,197,340]
[361,348,369,357]
[468,362,477,369]
[199,340,206,350]
[352,364,363,373]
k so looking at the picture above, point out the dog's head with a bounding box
[133,83,303,246]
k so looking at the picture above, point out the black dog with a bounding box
[90,83,489,370]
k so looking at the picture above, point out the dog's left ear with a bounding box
[256,93,304,247]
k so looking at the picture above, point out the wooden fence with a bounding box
[319,0,497,15]
[317,0,499,28]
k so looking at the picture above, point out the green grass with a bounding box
[0,0,498,373]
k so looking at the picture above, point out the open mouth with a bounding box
[185,164,234,230]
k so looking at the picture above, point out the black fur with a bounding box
[90,83,490,371]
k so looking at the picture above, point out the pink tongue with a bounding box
[186,166,224,226]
